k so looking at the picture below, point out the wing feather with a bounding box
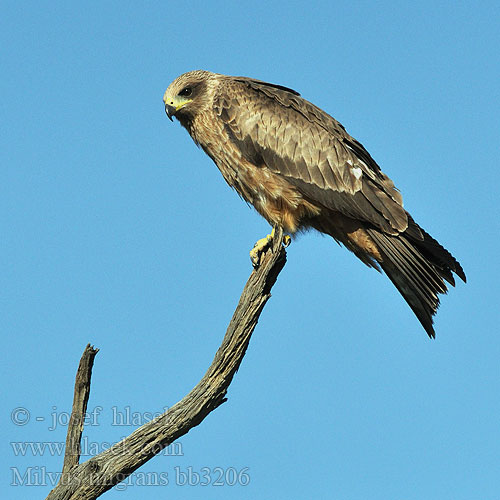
[216,77,408,234]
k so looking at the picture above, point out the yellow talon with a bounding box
[250,232,273,267]
[249,227,291,267]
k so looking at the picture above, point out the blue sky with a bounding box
[2,1,499,498]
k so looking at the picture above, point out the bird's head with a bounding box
[163,70,216,125]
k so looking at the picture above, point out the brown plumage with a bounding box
[163,70,466,338]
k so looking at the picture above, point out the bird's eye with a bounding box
[179,87,192,97]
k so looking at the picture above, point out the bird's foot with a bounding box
[250,227,291,267]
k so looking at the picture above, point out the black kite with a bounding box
[163,70,465,337]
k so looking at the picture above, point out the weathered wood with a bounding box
[61,344,98,476]
[45,228,287,499]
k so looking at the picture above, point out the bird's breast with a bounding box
[207,145,321,232]
[191,111,321,232]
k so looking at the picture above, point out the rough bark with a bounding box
[45,228,287,499]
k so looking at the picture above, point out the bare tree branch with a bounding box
[45,228,287,499]
[61,344,98,475]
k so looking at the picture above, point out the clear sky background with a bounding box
[2,1,499,499]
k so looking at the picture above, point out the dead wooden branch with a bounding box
[61,344,99,475]
[45,228,287,499]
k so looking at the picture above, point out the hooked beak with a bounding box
[165,103,176,121]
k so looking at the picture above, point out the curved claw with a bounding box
[249,228,291,268]
[250,233,274,267]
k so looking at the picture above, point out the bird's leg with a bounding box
[250,228,274,267]
[250,226,291,267]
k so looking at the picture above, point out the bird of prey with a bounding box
[163,70,465,337]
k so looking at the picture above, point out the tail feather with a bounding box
[411,224,466,284]
[366,221,465,338]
